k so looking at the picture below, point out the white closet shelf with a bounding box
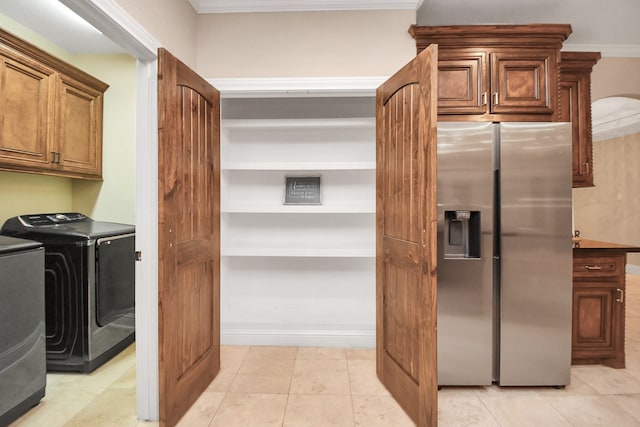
[222,118,375,129]
[222,202,374,213]
[222,161,375,171]
[222,246,375,258]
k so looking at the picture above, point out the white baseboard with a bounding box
[221,327,375,348]
[627,264,640,275]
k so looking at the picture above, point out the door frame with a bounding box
[60,0,160,420]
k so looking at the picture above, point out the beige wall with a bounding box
[115,0,198,68]
[0,172,73,222]
[573,57,640,268]
[71,54,137,224]
[196,10,416,78]
[573,132,640,267]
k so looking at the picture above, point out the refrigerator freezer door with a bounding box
[437,122,494,385]
[498,122,573,386]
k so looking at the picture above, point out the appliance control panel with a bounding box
[19,213,89,227]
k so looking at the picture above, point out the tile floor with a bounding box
[10,274,640,427]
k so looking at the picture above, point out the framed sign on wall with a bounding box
[284,176,321,205]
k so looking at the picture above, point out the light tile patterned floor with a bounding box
[10,275,640,426]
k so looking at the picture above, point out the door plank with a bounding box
[376,44,439,426]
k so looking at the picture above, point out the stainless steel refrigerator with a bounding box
[436,122,573,387]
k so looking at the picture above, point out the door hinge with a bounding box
[135,251,142,262]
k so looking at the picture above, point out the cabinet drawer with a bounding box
[573,254,624,279]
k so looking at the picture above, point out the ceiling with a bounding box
[0,0,123,54]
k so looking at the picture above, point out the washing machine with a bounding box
[1,213,135,373]
[0,235,45,425]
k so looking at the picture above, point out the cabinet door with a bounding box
[560,73,594,187]
[437,50,487,115]
[490,50,555,115]
[0,54,54,169]
[572,282,625,366]
[559,52,600,188]
[55,75,103,178]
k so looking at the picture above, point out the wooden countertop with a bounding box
[573,238,640,252]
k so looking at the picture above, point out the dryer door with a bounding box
[96,233,135,326]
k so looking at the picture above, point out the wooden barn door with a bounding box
[157,48,221,427]
[376,44,439,426]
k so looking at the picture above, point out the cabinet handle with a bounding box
[583,162,590,173]
[50,152,61,164]
[481,92,488,106]
[492,92,499,106]
[584,265,602,270]
[616,288,624,303]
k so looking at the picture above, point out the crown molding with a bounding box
[208,76,386,97]
[562,43,640,58]
[592,97,640,142]
[189,0,423,14]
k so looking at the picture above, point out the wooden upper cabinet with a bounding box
[437,49,487,115]
[409,24,572,121]
[0,53,55,168]
[558,52,601,188]
[55,75,104,177]
[0,28,108,179]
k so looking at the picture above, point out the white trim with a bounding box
[627,264,640,275]
[133,60,160,422]
[60,0,160,421]
[562,43,640,58]
[209,76,385,98]
[189,0,422,13]
[221,327,375,348]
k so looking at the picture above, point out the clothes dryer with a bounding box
[2,213,135,372]
[0,236,45,424]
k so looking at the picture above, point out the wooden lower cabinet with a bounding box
[572,251,626,368]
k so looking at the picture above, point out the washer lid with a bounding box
[1,213,135,239]
[0,235,42,254]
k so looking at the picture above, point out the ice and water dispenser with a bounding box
[443,210,481,259]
